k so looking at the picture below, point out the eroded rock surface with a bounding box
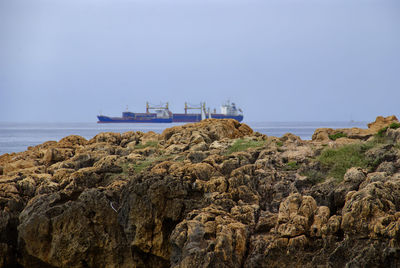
[1,117,400,267]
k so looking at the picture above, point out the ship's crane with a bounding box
[146,102,169,113]
[184,102,203,114]
[184,102,209,120]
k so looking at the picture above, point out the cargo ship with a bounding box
[97,101,243,123]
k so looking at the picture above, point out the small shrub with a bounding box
[226,139,266,154]
[377,126,389,138]
[328,132,347,141]
[390,122,400,129]
[286,161,299,170]
[376,123,400,138]
[302,170,325,185]
[276,141,283,147]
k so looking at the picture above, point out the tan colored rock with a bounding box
[17,177,37,197]
[277,194,317,237]
[312,115,399,142]
[170,207,248,268]
[198,176,228,193]
[256,211,278,233]
[161,119,253,147]
[42,148,74,165]
[321,215,342,236]
[387,128,400,143]
[189,142,208,152]
[341,177,400,237]
[367,115,399,131]
[209,140,227,150]
[280,145,314,162]
[312,128,335,142]
[164,144,188,154]
[310,206,330,237]
[58,135,87,147]
[120,131,139,147]
[280,133,303,145]
[184,162,215,181]
[140,131,160,144]
[2,159,37,175]
[93,155,122,173]
[287,234,308,251]
[231,204,259,225]
[89,132,122,145]
[18,190,133,268]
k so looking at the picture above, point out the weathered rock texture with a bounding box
[312,115,399,142]
[1,117,400,267]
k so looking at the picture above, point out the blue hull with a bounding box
[209,114,243,122]
[97,115,173,123]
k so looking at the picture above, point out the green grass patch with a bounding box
[134,141,159,149]
[133,159,154,173]
[303,134,397,184]
[132,155,171,173]
[276,141,283,147]
[226,139,266,155]
[316,140,381,181]
[328,132,347,141]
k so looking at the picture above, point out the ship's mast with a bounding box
[201,102,206,120]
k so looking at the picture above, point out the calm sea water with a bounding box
[0,121,367,155]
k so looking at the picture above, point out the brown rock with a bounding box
[312,115,399,142]
[18,189,133,268]
[170,207,248,268]
[277,194,317,237]
[341,177,400,237]
[367,115,399,131]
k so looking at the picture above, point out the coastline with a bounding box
[1,116,400,267]
[0,121,368,155]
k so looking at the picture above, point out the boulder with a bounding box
[170,207,248,268]
[18,189,133,268]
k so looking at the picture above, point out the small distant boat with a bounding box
[97,101,244,123]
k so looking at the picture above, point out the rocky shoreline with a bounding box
[1,116,400,267]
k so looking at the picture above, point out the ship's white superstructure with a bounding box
[220,101,243,116]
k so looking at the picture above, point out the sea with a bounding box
[0,121,367,156]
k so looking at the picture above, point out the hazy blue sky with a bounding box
[1,0,399,122]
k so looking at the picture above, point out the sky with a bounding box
[0,0,399,122]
